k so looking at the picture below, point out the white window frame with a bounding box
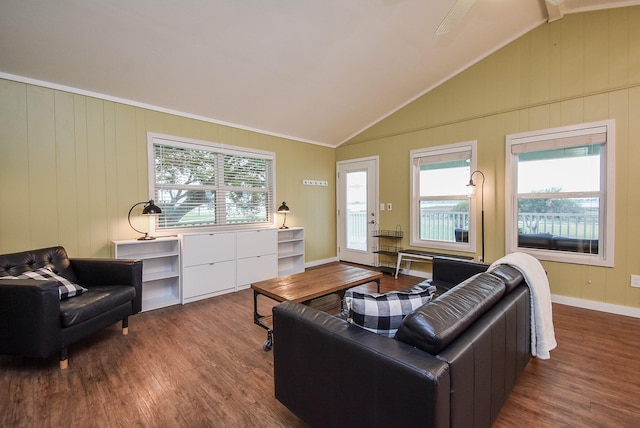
[410,141,477,252]
[147,132,276,234]
[505,120,615,267]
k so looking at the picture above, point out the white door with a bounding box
[337,157,378,265]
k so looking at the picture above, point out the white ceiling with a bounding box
[0,0,637,147]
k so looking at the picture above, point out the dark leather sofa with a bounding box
[0,246,142,369]
[272,257,531,428]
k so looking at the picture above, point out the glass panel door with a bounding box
[337,157,378,265]
[346,170,368,251]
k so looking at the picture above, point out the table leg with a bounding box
[253,289,274,351]
[395,253,403,279]
[253,290,261,325]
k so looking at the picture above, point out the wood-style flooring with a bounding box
[1,263,640,427]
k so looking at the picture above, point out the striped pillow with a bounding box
[1,266,87,300]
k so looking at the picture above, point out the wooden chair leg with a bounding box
[59,348,68,370]
[122,317,129,336]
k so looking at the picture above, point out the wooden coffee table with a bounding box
[251,263,383,351]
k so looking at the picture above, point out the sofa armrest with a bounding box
[432,256,488,285]
[0,279,62,358]
[436,285,531,428]
[70,258,143,314]
[273,301,450,428]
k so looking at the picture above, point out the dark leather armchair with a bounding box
[0,246,142,369]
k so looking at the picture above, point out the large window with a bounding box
[410,141,477,252]
[148,133,275,232]
[505,120,615,267]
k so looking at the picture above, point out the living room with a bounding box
[2,1,640,426]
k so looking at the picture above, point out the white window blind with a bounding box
[150,135,274,230]
[414,149,472,166]
[510,126,607,154]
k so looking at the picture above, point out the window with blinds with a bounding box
[410,141,477,251]
[148,134,274,230]
[505,120,615,267]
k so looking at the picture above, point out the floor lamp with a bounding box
[466,170,485,263]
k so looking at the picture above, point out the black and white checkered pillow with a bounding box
[0,266,87,300]
[344,284,436,337]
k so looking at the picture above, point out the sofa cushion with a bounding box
[400,279,434,294]
[431,256,488,287]
[488,264,524,294]
[344,284,436,338]
[0,266,87,300]
[0,246,79,283]
[395,272,506,354]
[59,285,136,328]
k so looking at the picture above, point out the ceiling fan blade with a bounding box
[435,0,475,35]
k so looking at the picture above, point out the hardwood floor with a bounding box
[1,264,640,427]
[494,302,640,428]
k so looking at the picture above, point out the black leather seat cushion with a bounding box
[395,272,506,354]
[59,286,135,328]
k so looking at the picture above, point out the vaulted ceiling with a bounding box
[1,0,637,147]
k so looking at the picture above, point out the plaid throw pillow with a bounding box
[0,266,87,300]
[344,284,436,337]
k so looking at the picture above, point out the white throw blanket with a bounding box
[490,252,557,359]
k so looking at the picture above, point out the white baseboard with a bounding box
[552,294,640,319]
[305,257,339,268]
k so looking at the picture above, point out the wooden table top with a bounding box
[251,263,383,303]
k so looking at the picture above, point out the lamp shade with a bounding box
[142,200,162,215]
[466,177,477,197]
[277,202,290,213]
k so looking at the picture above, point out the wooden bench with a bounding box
[394,249,473,278]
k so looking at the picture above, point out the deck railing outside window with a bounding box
[518,212,599,239]
[346,210,599,248]
[346,211,368,250]
[418,211,469,241]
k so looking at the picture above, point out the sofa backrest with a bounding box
[0,246,79,283]
[432,256,488,288]
[488,264,524,294]
[395,272,506,354]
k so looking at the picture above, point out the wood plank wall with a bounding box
[0,80,337,261]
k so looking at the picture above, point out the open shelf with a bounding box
[278,227,304,276]
[112,237,181,312]
[372,225,403,274]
